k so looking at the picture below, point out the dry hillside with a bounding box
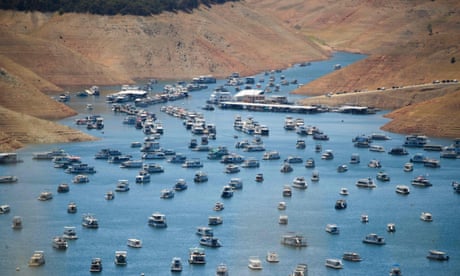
[1,0,460,151]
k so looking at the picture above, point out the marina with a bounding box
[0,52,459,275]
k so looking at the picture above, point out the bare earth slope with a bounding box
[1,1,460,151]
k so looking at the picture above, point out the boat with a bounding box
[279,214,288,224]
[65,163,96,174]
[266,251,280,263]
[420,212,433,221]
[403,162,413,172]
[335,199,347,209]
[395,185,410,195]
[296,139,306,149]
[62,226,78,240]
[28,251,45,267]
[369,144,385,152]
[213,202,224,211]
[285,155,303,163]
[390,264,402,276]
[220,154,245,164]
[290,263,308,276]
[160,189,175,199]
[208,216,223,226]
[325,224,340,234]
[321,149,334,160]
[33,148,67,160]
[262,150,281,160]
[0,152,22,164]
[82,214,99,228]
[200,236,222,247]
[350,153,360,164]
[67,202,77,213]
[143,163,164,173]
[292,176,307,189]
[255,173,264,182]
[225,164,240,174]
[57,183,70,193]
[127,238,142,248]
[173,178,188,191]
[188,247,206,264]
[362,233,385,245]
[52,236,68,249]
[305,157,315,168]
[325,258,343,269]
[315,144,322,152]
[170,257,183,272]
[135,170,151,183]
[120,159,143,168]
[311,171,320,182]
[337,164,348,173]
[182,158,203,168]
[241,157,260,168]
[388,147,408,155]
[368,159,382,168]
[403,134,428,147]
[281,232,307,247]
[196,226,214,237]
[452,181,460,193]
[356,177,376,188]
[387,223,396,232]
[72,174,89,184]
[220,185,234,198]
[280,163,293,173]
[370,132,391,140]
[426,250,449,261]
[342,252,362,262]
[0,204,10,214]
[410,153,427,163]
[361,214,369,223]
[411,175,432,187]
[194,171,208,183]
[168,153,187,164]
[38,191,53,201]
[424,158,440,168]
[282,185,292,197]
[228,178,243,189]
[248,256,263,270]
[11,216,22,229]
[216,263,229,276]
[278,201,287,210]
[115,180,130,192]
[148,212,167,228]
[0,175,18,183]
[105,190,115,200]
[376,171,390,181]
[339,188,349,196]
[114,251,127,265]
[89,258,102,272]
[142,151,166,160]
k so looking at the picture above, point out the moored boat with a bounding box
[170,257,182,272]
[199,236,222,247]
[280,232,307,247]
[0,175,18,184]
[52,236,68,249]
[362,233,385,245]
[82,214,99,228]
[127,238,142,248]
[188,247,206,264]
[114,251,127,265]
[63,226,78,240]
[148,212,167,228]
[89,258,102,272]
[28,251,45,267]
[420,212,433,222]
[356,177,376,188]
[248,256,263,270]
[325,258,343,269]
[395,185,410,195]
[426,250,449,261]
[342,252,362,262]
[67,202,77,213]
[266,251,280,263]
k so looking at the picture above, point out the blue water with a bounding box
[1,52,459,275]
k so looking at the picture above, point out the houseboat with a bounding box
[248,256,263,270]
[135,170,151,183]
[424,158,440,168]
[173,179,188,191]
[105,190,115,200]
[188,247,206,264]
[193,171,208,183]
[0,204,10,214]
[127,238,142,248]
[305,157,315,168]
[339,188,349,196]
[278,201,287,210]
[292,176,307,189]
[362,233,385,245]
[115,180,130,192]
[426,250,449,261]
[279,215,288,225]
[225,164,240,174]
[263,150,281,160]
[403,162,414,172]
[213,202,224,211]
[255,173,264,182]
[356,177,376,188]
[65,163,96,174]
[148,212,167,228]
[387,223,396,232]
[170,257,183,272]
[388,147,408,155]
[67,202,77,213]
[57,183,70,193]
[143,163,164,173]
[72,174,89,184]
[311,170,320,182]
[376,171,390,181]
[396,185,410,195]
[114,251,127,265]
[325,259,343,269]
[403,134,428,147]
[52,236,68,250]
[82,214,99,228]
[200,236,222,248]
[160,189,175,199]
[28,251,45,267]
[280,163,293,173]
[11,216,22,229]
[420,212,433,222]
[335,199,347,209]
[282,185,292,197]
[37,191,53,201]
[241,157,260,168]
[321,150,334,160]
[208,216,223,226]
[337,164,348,173]
[368,159,382,168]
[62,226,78,240]
[221,185,234,198]
[369,144,385,152]
[350,153,360,164]
[361,214,369,223]
[325,224,340,234]
[452,181,460,193]
[182,159,203,168]
[411,175,432,187]
[89,258,102,272]
[342,252,362,262]
[281,232,307,247]
[410,153,427,163]
[266,251,280,263]
[0,175,18,184]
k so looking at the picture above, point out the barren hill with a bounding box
[1,0,460,151]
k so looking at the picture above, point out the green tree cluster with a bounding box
[0,0,238,16]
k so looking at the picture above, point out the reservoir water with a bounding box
[1,52,459,275]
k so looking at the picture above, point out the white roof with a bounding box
[234,89,264,98]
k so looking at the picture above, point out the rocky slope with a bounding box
[1,1,460,151]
